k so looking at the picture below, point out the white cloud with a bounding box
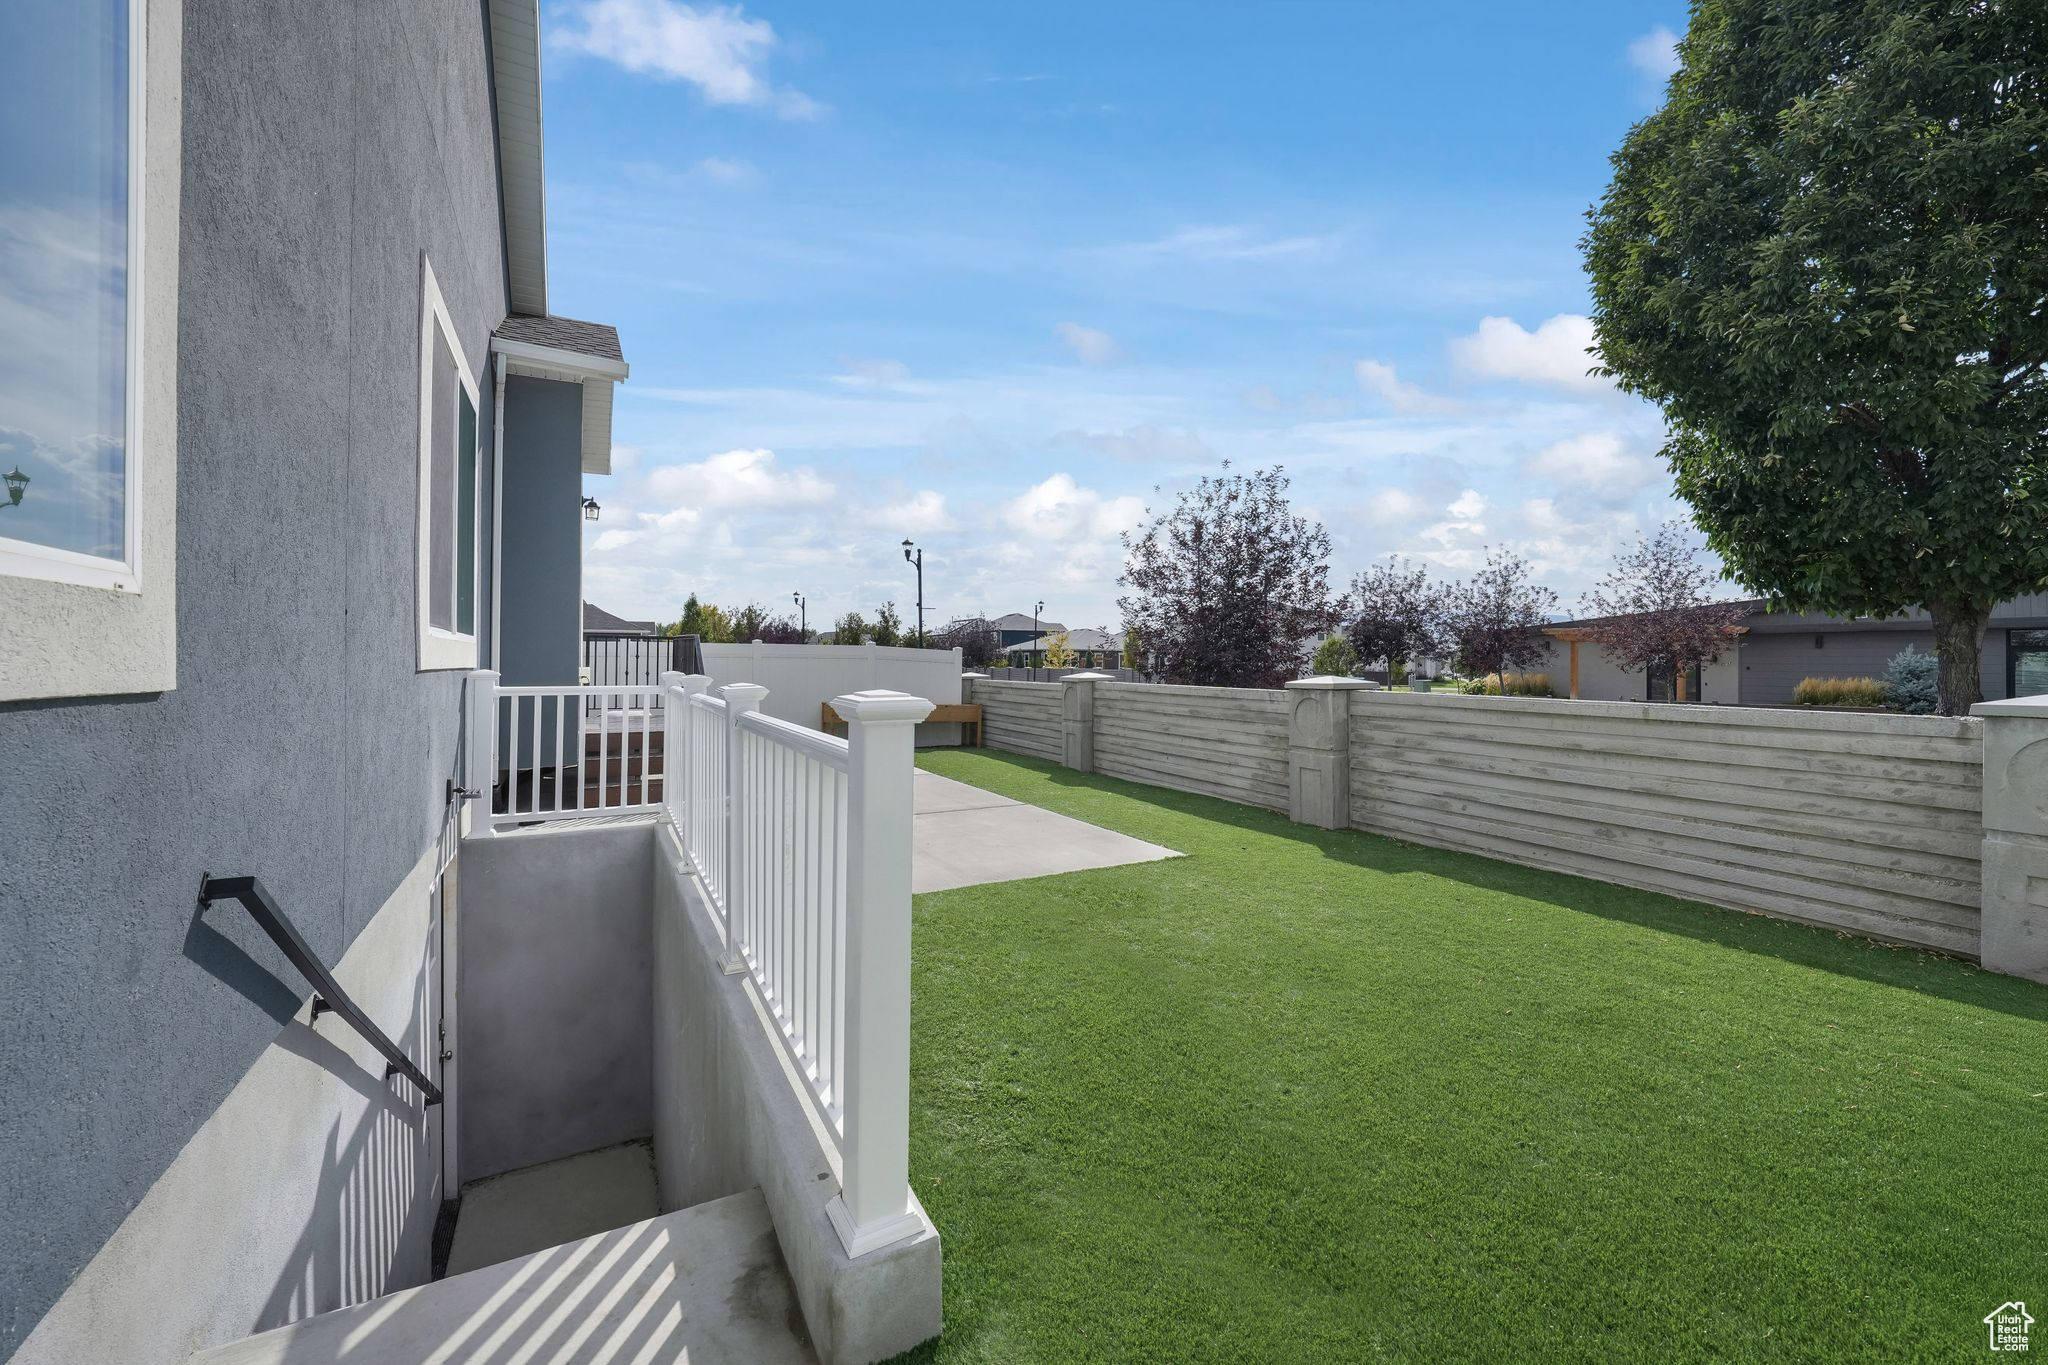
[884,489,956,535]
[1001,473,1146,542]
[697,155,760,184]
[643,447,834,513]
[1525,432,1660,498]
[1055,322,1123,365]
[1361,487,1428,526]
[1048,424,1213,463]
[1354,359,1454,415]
[549,0,820,118]
[1628,25,1681,83]
[1450,314,1608,393]
[1446,489,1486,521]
[831,357,913,389]
[1116,224,1338,263]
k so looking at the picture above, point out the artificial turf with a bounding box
[897,748,2048,1364]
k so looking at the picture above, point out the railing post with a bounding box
[721,682,768,974]
[826,688,936,1258]
[1059,670,1115,773]
[659,670,685,826]
[1284,675,1372,829]
[1974,696,2048,983]
[465,669,499,831]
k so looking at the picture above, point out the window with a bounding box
[0,0,143,591]
[2010,630,2048,700]
[417,259,481,670]
[1647,658,1702,703]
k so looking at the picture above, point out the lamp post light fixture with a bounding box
[901,538,925,647]
[793,591,806,638]
[581,496,600,522]
[2,465,27,508]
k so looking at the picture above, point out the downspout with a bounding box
[490,351,507,673]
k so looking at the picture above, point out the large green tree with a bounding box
[1584,0,2048,714]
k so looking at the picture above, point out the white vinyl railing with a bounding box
[656,670,935,1258]
[464,667,935,1257]
[466,678,666,829]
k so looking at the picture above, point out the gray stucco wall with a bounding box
[0,1,507,1354]
[497,374,584,687]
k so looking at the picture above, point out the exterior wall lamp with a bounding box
[581,496,600,522]
[2,466,26,508]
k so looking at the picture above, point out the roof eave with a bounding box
[488,0,548,315]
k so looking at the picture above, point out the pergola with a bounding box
[1543,625,1748,702]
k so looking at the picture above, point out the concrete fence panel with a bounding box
[1348,691,1984,956]
[969,679,1063,762]
[1092,682,1292,812]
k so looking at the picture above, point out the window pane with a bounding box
[0,0,129,561]
[2012,630,2048,698]
[429,331,456,631]
[457,388,476,636]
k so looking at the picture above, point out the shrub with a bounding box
[1793,676,1889,708]
[1310,634,1359,677]
[1458,672,1555,697]
[1884,649,1939,715]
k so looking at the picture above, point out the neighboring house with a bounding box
[582,600,659,636]
[1534,596,2048,704]
[1008,627,1121,669]
[0,7,936,1365]
[991,610,1065,649]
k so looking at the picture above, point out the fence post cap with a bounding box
[1286,675,1376,691]
[831,689,936,724]
[960,671,989,679]
[720,682,769,706]
[1060,671,1116,684]
[1974,696,2048,719]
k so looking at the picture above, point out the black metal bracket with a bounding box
[198,872,442,1107]
[446,778,481,805]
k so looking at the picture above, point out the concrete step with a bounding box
[188,1188,815,1365]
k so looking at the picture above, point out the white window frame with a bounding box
[417,257,482,672]
[0,0,147,593]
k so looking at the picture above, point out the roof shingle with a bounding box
[496,313,624,362]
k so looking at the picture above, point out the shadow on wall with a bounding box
[174,898,443,1341]
[254,920,440,1332]
[970,750,2048,1026]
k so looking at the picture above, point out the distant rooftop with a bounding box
[583,601,658,635]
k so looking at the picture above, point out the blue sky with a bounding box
[544,0,1693,632]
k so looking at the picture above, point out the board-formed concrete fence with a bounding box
[964,672,2048,983]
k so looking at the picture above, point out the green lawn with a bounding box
[900,749,2048,1364]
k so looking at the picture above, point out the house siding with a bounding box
[497,375,585,687]
[1738,629,1932,706]
[0,1,507,1357]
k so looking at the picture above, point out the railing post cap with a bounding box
[1060,671,1116,684]
[1286,675,1375,691]
[831,689,936,724]
[720,682,769,705]
[960,671,989,679]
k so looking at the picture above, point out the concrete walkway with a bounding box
[913,769,1177,894]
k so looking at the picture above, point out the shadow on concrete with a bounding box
[939,748,2048,1025]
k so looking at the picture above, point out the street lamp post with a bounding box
[793,591,806,638]
[1033,598,1044,681]
[901,539,925,647]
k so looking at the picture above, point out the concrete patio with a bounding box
[911,769,1178,894]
